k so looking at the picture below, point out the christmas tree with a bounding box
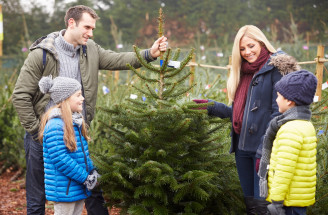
[94,9,243,215]
[307,90,328,215]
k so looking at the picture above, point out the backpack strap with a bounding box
[42,49,47,70]
[82,45,87,57]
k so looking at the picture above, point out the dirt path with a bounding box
[0,168,119,215]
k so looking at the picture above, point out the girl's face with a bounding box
[239,36,262,63]
[68,90,84,113]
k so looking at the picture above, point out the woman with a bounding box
[194,25,300,214]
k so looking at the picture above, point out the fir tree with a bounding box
[94,9,243,215]
[308,90,328,215]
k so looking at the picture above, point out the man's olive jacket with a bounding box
[12,31,154,135]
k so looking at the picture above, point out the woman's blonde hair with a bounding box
[227,25,276,104]
[39,99,90,152]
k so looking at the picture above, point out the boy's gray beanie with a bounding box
[39,76,81,104]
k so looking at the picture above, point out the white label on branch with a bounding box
[313,96,319,103]
[168,60,181,68]
[322,81,328,90]
[130,94,138,99]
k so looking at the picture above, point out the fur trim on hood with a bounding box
[269,54,301,76]
[29,31,61,60]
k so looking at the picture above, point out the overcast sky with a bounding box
[20,0,76,13]
[20,0,54,12]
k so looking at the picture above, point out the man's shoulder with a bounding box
[86,39,97,47]
[21,48,44,68]
[31,48,45,58]
[84,39,101,54]
[28,48,43,56]
[30,32,59,52]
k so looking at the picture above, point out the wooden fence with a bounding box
[188,45,327,101]
[107,45,327,101]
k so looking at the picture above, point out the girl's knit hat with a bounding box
[39,76,81,104]
[275,70,317,106]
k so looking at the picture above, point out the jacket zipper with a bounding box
[77,126,89,173]
[241,75,258,149]
[79,50,88,123]
[241,86,254,149]
[77,125,89,197]
[66,179,71,195]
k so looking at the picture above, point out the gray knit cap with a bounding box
[39,76,81,104]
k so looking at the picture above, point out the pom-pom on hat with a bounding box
[274,70,317,106]
[39,76,81,104]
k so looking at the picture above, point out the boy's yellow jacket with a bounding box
[267,120,317,206]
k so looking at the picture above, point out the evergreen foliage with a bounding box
[0,72,25,172]
[308,90,328,214]
[94,9,244,214]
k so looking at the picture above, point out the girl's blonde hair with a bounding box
[227,25,277,104]
[39,99,90,152]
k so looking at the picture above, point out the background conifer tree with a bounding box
[94,9,244,215]
[308,90,328,214]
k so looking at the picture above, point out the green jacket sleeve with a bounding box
[95,42,156,70]
[12,49,44,135]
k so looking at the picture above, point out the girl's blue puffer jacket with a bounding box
[208,51,299,156]
[43,117,94,202]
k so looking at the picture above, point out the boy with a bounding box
[258,70,318,215]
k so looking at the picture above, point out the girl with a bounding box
[38,76,99,215]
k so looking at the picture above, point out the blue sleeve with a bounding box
[85,143,95,172]
[207,99,232,120]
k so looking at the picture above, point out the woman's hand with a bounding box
[192,99,209,110]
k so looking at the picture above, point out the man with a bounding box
[12,5,167,215]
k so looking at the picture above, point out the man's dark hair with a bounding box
[64,5,99,27]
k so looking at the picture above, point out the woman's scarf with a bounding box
[233,47,270,134]
[240,47,271,73]
[258,105,312,197]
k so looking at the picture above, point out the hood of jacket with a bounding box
[269,52,301,76]
[30,31,60,60]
